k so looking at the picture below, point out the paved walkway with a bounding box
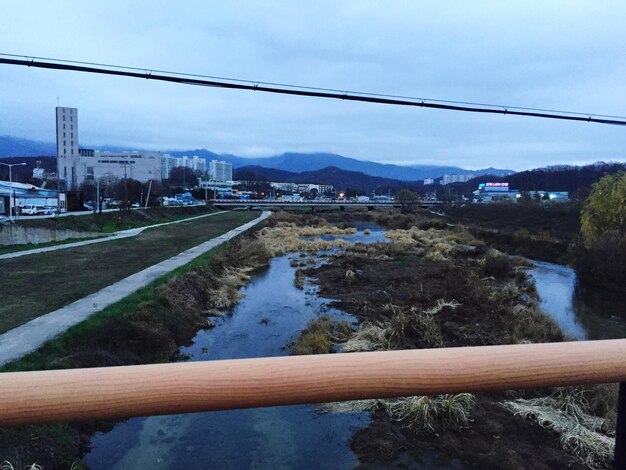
[0,210,228,260]
[0,211,271,365]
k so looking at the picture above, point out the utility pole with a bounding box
[95,178,99,214]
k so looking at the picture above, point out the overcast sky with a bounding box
[1,1,625,170]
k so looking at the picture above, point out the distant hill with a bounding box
[234,165,422,193]
[0,136,513,180]
[176,149,512,181]
[0,136,55,157]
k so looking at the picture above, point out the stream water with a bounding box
[84,224,624,468]
[84,225,386,469]
[530,260,626,340]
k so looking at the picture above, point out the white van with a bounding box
[21,205,47,215]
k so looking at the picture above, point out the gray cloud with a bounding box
[1,1,626,170]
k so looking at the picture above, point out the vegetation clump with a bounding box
[504,386,616,469]
[257,219,355,256]
[288,316,353,355]
[389,393,475,432]
[342,301,457,352]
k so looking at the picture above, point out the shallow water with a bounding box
[530,260,626,340]
[84,227,385,469]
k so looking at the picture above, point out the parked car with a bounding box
[21,205,51,215]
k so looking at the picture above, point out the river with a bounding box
[84,226,624,468]
[530,260,626,340]
[84,224,386,469]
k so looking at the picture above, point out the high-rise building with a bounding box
[56,107,82,190]
[209,160,232,182]
[161,155,178,179]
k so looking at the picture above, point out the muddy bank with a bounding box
[352,397,586,470]
[301,217,615,469]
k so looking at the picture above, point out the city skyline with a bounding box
[1,2,626,171]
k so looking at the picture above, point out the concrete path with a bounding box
[0,211,271,365]
[0,210,229,260]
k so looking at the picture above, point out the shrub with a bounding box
[482,250,515,278]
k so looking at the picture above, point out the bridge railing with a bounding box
[1,340,626,463]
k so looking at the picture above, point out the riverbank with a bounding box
[295,213,616,469]
[427,203,580,264]
[0,212,365,468]
[0,216,271,467]
[1,210,618,468]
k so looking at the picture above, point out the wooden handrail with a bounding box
[1,339,626,425]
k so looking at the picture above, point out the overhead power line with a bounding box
[1,53,626,126]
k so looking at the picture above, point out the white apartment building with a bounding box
[161,155,178,180]
[209,160,232,182]
[161,155,207,179]
[441,174,473,185]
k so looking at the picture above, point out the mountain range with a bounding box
[234,165,422,192]
[0,135,513,181]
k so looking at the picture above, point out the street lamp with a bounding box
[0,162,26,220]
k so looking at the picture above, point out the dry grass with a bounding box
[503,387,615,469]
[389,393,475,432]
[289,316,353,355]
[1,462,43,470]
[320,393,475,433]
[342,300,459,352]
[258,222,356,256]
[384,225,481,261]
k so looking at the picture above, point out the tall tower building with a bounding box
[56,107,80,190]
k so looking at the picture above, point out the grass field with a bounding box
[13,205,216,233]
[0,210,257,334]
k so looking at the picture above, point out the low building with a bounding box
[81,151,162,183]
[198,178,234,197]
[0,181,59,215]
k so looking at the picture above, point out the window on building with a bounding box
[63,124,65,129]
[63,116,65,121]
[63,132,66,138]
[71,149,74,155]
[63,140,66,146]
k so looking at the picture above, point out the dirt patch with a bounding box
[353,398,586,470]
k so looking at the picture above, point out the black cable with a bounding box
[2,54,625,126]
